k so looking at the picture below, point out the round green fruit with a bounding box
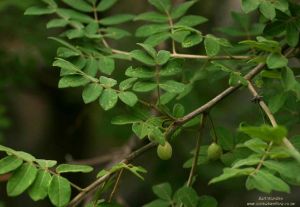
[207,142,222,160]
[157,142,172,160]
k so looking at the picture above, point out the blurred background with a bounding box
[0,0,299,206]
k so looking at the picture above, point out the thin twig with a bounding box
[108,168,124,202]
[176,47,296,125]
[251,141,273,175]
[208,114,218,143]
[171,53,251,60]
[186,114,207,187]
[166,11,176,54]
[68,142,156,207]
[155,65,161,105]
[110,47,252,60]
[66,45,298,207]
[176,63,266,125]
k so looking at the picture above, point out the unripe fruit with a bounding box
[157,142,172,160]
[207,142,222,160]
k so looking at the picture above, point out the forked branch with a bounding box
[247,81,300,163]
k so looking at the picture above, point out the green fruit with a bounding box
[207,142,222,160]
[157,142,172,160]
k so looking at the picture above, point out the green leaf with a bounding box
[148,127,165,145]
[173,103,185,118]
[99,89,118,110]
[175,15,208,27]
[156,50,170,65]
[160,59,182,76]
[57,8,94,23]
[152,183,172,201]
[135,12,168,23]
[268,146,291,159]
[7,163,38,196]
[159,80,185,93]
[286,22,299,47]
[232,156,261,169]
[172,30,190,43]
[104,27,131,40]
[259,1,276,20]
[229,72,248,86]
[83,58,98,77]
[14,151,36,162]
[132,122,153,139]
[268,93,287,113]
[28,170,52,201]
[204,35,220,56]
[143,199,169,207]
[47,19,68,28]
[133,82,157,92]
[56,164,93,173]
[53,58,79,72]
[148,0,171,13]
[48,175,71,207]
[263,160,299,179]
[243,138,268,154]
[82,83,103,104]
[97,0,118,11]
[131,50,156,66]
[125,66,156,78]
[85,22,99,35]
[118,91,138,107]
[98,56,115,75]
[281,67,299,92]
[119,78,138,91]
[246,170,290,193]
[0,145,15,154]
[126,165,147,180]
[24,6,55,15]
[58,75,89,88]
[239,124,287,143]
[182,33,203,48]
[49,38,80,53]
[0,156,23,175]
[273,0,288,12]
[135,24,169,37]
[266,53,288,69]
[261,70,281,79]
[36,159,57,168]
[198,195,218,207]
[100,14,134,25]
[65,29,84,39]
[99,76,117,88]
[144,32,170,47]
[62,0,93,12]
[57,47,80,58]
[174,186,198,207]
[171,0,197,19]
[240,37,280,52]
[209,167,254,184]
[137,43,157,58]
[281,67,300,100]
[241,0,260,13]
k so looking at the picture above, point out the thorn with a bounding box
[251,95,263,103]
